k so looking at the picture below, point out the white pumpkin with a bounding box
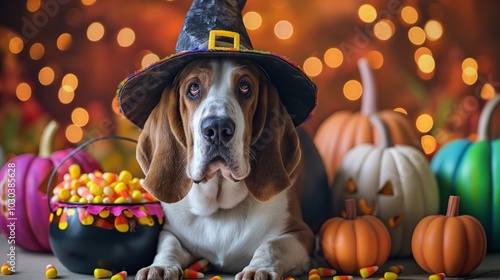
[332,116,439,257]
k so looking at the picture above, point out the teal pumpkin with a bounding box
[431,94,500,251]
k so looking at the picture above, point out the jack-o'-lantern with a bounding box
[332,116,439,257]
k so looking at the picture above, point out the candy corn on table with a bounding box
[0,235,499,280]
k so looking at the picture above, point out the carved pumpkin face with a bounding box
[332,117,440,257]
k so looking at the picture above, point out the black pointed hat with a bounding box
[117,0,317,128]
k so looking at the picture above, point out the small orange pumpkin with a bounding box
[412,195,487,276]
[319,199,391,275]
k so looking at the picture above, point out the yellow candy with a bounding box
[131,190,143,202]
[102,172,115,183]
[115,197,126,204]
[70,179,80,190]
[360,266,378,279]
[130,177,141,190]
[94,268,113,279]
[79,197,87,203]
[93,195,103,203]
[123,210,134,218]
[118,170,132,183]
[69,194,80,202]
[79,173,90,184]
[99,209,110,218]
[58,188,70,200]
[45,264,57,279]
[90,183,103,196]
[111,271,127,280]
[384,272,398,280]
[69,164,81,179]
[94,171,103,177]
[1,263,13,275]
[114,182,127,193]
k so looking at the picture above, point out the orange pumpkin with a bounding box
[314,58,420,184]
[412,195,487,276]
[319,199,391,275]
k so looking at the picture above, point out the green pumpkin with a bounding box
[431,94,500,251]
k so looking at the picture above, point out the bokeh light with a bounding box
[408,26,426,46]
[62,73,79,91]
[401,6,418,24]
[414,47,432,63]
[274,20,294,40]
[58,87,75,104]
[87,22,105,42]
[343,80,363,101]
[374,20,395,41]
[324,48,343,68]
[141,53,160,68]
[81,0,96,6]
[27,0,41,12]
[57,33,72,51]
[29,43,45,60]
[66,124,83,143]
[71,107,90,127]
[38,66,55,86]
[421,135,437,155]
[366,50,384,69]
[303,57,323,77]
[394,107,408,115]
[16,83,32,102]
[358,4,377,23]
[243,11,262,30]
[462,58,478,71]
[117,28,136,47]
[417,54,435,74]
[416,113,434,133]
[480,83,495,100]
[424,20,443,41]
[8,37,23,54]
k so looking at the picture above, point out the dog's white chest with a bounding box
[161,190,290,272]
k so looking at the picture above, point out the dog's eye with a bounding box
[187,83,201,98]
[238,81,251,96]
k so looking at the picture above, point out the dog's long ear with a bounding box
[245,82,301,202]
[136,86,191,203]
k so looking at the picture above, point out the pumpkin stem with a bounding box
[345,198,358,220]
[477,93,500,141]
[358,58,377,116]
[446,195,460,217]
[39,120,59,157]
[370,115,393,148]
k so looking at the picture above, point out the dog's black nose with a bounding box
[201,117,235,145]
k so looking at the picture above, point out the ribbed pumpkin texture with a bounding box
[314,58,420,185]
[320,199,391,275]
[431,94,500,251]
[0,121,101,252]
[412,196,487,277]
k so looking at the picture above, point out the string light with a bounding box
[416,113,433,133]
[16,83,32,102]
[38,66,55,86]
[8,37,23,54]
[117,28,136,47]
[243,11,262,30]
[87,22,105,42]
[358,4,377,23]
[324,48,343,68]
[274,20,293,40]
[57,33,72,51]
[29,43,45,60]
[401,6,418,24]
[421,135,437,155]
[303,57,322,77]
[343,80,363,101]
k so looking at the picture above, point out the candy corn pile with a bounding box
[51,164,156,204]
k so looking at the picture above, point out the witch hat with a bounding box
[117,0,317,128]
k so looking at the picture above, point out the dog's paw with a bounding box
[134,266,182,280]
[235,268,280,280]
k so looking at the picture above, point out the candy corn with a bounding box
[45,264,58,279]
[210,276,222,280]
[429,273,446,280]
[94,268,113,278]
[111,271,127,280]
[360,265,378,278]
[183,268,204,279]
[333,276,353,280]
[317,267,337,277]
[384,271,398,280]
[284,277,295,280]
[387,265,404,274]
[1,263,13,275]
[308,269,320,280]
[187,259,209,271]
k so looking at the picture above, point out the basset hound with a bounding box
[134,58,330,280]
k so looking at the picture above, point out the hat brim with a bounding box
[118,49,317,128]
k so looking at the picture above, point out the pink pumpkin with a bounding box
[0,121,101,252]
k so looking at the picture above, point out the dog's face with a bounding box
[136,58,301,204]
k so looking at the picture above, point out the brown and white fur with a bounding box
[135,58,315,280]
